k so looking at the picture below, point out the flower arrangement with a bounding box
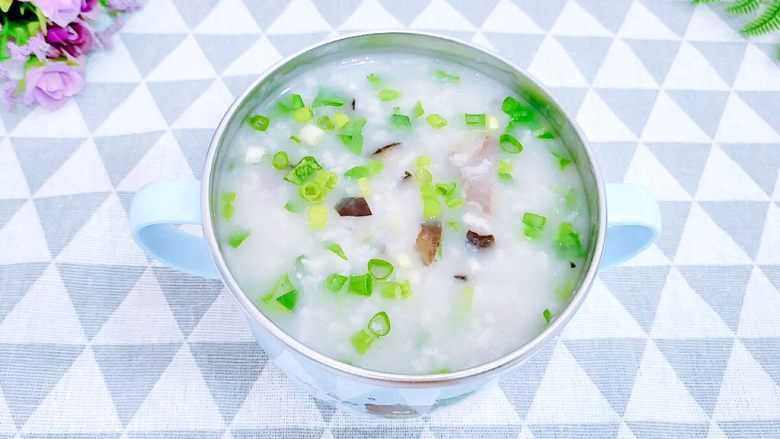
[0,0,140,110]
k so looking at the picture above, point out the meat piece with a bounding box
[450,133,496,215]
[466,230,495,248]
[335,197,372,217]
[416,222,442,266]
[372,142,401,156]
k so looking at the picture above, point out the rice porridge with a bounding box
[215,52,590,374]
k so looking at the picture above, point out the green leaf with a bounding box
[741,0,780,36]
[726,0,760,15]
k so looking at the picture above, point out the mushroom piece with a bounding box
[335,197,372,217]
[402,171,412,180]
[372,142,401,156]
[415,222,442,266]
[466,230,495,248]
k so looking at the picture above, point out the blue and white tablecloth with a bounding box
[1,0,779,437]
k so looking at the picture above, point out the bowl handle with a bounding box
[601,183,662,269]
[129,180,220,279]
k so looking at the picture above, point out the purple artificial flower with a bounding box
[6,34,51,62]
[22,61,85,110]
[81,0,97,12]
[23,0,82,27]
[45,21,93,58]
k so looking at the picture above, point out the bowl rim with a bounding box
[201,30,607,386]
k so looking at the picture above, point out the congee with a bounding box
[215,52,589,374]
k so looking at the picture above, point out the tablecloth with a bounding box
[1,0,779,437]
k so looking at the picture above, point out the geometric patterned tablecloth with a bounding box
[1,0,779,437]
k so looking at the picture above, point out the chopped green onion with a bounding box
[366,73,381,86]
[368,258,394,280]
[339,117,367,155]
[498,159,513,180]
[536,129,555,139]
[399,280,412,298]
[284,200,302,213]
[419,183,436,198]
[285,156,322,185]
[299,181,325,203]
[344,166,369,179]
[464,113,486,128]
[564,188,576,211]
[221,192,236,220]
[412,100,425,118]
[381,281,401,299]
[365,160,384,175]
[277,94,304,112]
[423,196,442,218]
[345,160,384,179]
[292,106,314,124]
[248,114,270,132]
[554,222,585,259]
[357,177,371,196]
[543,308,553,324]
[434,69,460,83]
[447,220,460,231]
[339,134,364,155]
[332,112,350,129]
[457,285,474,316]
[416,155,431,168]
[432,368,451,374]
[325,242,348,260]
[499,133,523,154]
[272,151,289,170]
[314,170,338,192]
[348,273,373,296]
[299,123,325,146]
[379,88,401,101]
[501,96,536,125]
[326,273,348,292]
[390,113,412,130]
[486,115,499,129]
[523,212,547,239]
[367,311,391,337]
[435,181,456,197]
[275,290,298,311]
[307,204,328,229]
[426,113,448,129]
[445,197,463,208]
[289,135,302,144]
[228,231,250,249]
[415,168,432,184]
[550,148,573,169]
[316,116,335,131]
[312,87,346,107]
[351,329,374,354]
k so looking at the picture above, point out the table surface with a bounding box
[1,0,779,437]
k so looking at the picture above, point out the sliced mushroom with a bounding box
[372,142,401,156]
[335,197,372,217]
[416,222,442,266]
[466,230,495,248]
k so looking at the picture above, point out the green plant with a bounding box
[693,0,780,60]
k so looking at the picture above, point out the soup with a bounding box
[215,52,589,374]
